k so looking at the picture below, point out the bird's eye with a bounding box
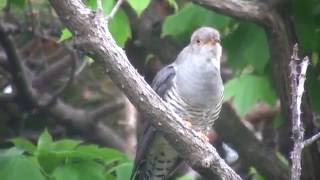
[196,39,200,44]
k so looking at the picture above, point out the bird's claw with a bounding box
[198,132,210,142]
[184,120,192,128]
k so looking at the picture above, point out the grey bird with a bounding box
[131,27,224,180]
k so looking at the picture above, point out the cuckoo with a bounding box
[131,27,224,180]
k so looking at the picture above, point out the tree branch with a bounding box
[107,0,124,20]
[48,0,242,179]
[289,44,309,180]
[0,24,37,109]
[192,0,269,24]
[304,132,320,148]
[217,103,289,180]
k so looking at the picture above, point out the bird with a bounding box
[131,27,224,180]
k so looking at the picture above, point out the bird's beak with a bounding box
[207,38,220,46]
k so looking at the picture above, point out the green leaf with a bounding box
[273,113,285,128]
[115,162,133,180]
[293,0,320,52]
[177,175,194,180]
[52,161,105,180]
[0,155,45,180]
[11,138,36,154]
[109,9,132,47]
[162,3,230,41]
[75,145,127,163]
[166,0,178,12]
[127,0,150,16]
[223,23,270,73]
[306,66,320,114]
[37,129,53,152]
[52,139,82,151]
[249,167,265,180]
[84,0,131,47]
[59,28,72,42]
[0,0,7,9]
[10,0,25,8]
[224,74,276,117]
[0,147,24,158]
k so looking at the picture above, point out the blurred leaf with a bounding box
[276,152,289,167]
[37,129,53,152]
[306,66,320,114]
[10,0,25,8]
[127,0,150,16]
[76,145,127,163]
[224,74,276,117]
[52,139,82,151]
[115,162,133,180]
[109,9,132,47]
[166,0,178,12]
[273,113,285,128]
[52,161,105,180]
[293,0,320,52]
[0,155,45,180]
[0,147,24,158]
[177,175,194,180]
[84,0,131,47]
[0,0,6,9]
[11,138,36,154]
[249,167,265,180]
[59,28,72,42]
[162,3,230,41]
[223,23,269,73]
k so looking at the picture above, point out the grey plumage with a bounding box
[131,27,224,180]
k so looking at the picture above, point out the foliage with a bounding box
[224,74,276,117]
[0,130,133,180]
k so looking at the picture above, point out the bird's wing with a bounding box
[131,64,176,179]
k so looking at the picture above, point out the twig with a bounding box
[303,132,320,147]
[41,50,77,107]
[107,0,124,21]
[96,0,103,12]
[48,0,242,179]
[289,44,309,180]
[217,103,289,180]
[0,23,37,108]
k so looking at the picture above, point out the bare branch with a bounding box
[48,0,242,179]
[0,23,37,108]
[304,132,320,148]
[192,0,269,24]
[217,103,289,180]
[49,99,126,151]
[107,0,124,21]
[289,44,309,180]
[96,0,103,12]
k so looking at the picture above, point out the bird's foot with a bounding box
[184,120,192,128]
[198,132,210,142]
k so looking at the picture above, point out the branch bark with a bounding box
[192,0,269,24]
[217,103,289,180]
[289,44,309,180]
[48,0,242,179]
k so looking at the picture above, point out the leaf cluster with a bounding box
[0,130,133,180]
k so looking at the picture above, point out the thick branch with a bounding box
[192,0,269,24]
[49,99,126,151]
[48,0,241,179]
[0,24,37,108]
[216,103,289,180]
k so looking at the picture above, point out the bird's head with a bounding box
[190,27,222,63]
